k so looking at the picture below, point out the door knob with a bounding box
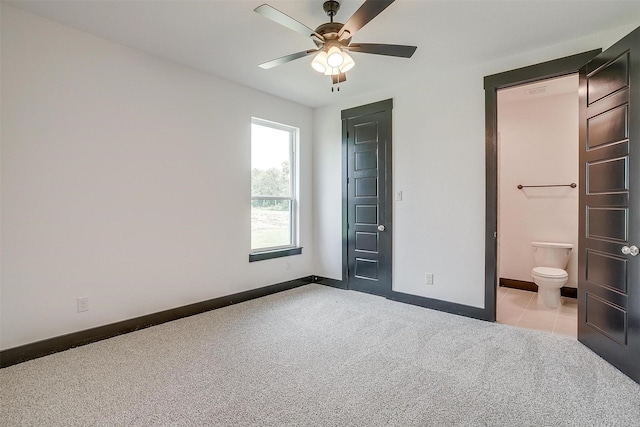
[621,245,639,256]
[378,225,385,232]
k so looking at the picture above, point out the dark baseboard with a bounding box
[388,291,491,321]
[6,274,560,368]
[500,277,577,299]
[500,277,537,292]
[0,276,314,368]
[311,275,347,289]
[311,276,489,320]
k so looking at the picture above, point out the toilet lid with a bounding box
[533,267,568,279]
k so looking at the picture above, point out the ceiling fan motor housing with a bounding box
[315,22,348,43]
[323,1,340,19]
[318,1,348,44]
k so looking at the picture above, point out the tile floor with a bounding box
[496,286,577,339]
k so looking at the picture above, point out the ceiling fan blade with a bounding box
[347,43,417,58]
[338,0,395,39]
[254,4,323,42]
[258,50,318,70]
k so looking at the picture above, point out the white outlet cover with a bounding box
[77,297,89,312]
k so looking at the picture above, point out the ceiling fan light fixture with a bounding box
[326,46,344,67]
[324,66,341,76]
[311,50,328,73]
[339,51,355,73]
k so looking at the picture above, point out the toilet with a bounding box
[531,241,573,308]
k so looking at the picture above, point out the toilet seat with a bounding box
[532,266,568,279]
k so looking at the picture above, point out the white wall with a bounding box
[497,85,579,287]
[0,5,314,350]
[313,24,637,308]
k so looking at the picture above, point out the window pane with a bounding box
[251,124,291,197]
[251,199,292,250]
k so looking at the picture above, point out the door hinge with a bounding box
[494,231,497,238]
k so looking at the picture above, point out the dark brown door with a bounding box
[342,99,393,298]
[578,26,640,383]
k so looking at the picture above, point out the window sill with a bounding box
[249,247,302,262]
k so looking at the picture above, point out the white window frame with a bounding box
[250,117,299,255]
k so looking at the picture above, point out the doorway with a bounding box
[496,74,579,337]
[486,25,640,384]
[483,49,602,322]
[341,99,393,298]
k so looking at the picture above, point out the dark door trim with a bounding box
[341,98,394,292]
[483,49,602,321]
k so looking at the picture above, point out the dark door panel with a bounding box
[586,52,629,104]
[587,104,628,147]
[584,140,629,163]
[585,250,628,293]
[586,156,628,194]
[578,26,640,384]
[584,293,628,345]
[342,100,393,298]
[585,207,628,241]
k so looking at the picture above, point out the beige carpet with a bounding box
[2,284,639,426]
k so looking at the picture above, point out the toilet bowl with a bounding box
[531,242,572,308]
[532,266,568,308]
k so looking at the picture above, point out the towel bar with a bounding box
[517,183,577,189]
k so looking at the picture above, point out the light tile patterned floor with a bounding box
[496,286,577,339]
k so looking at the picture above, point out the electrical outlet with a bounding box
[425,273,434,285]
[77,297,89,312]
[395,191,403,201]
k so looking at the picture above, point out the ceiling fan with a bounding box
[254,0,417,86]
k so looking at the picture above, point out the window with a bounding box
[250,118,300,260]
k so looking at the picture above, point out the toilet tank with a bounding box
[531,241,573,269]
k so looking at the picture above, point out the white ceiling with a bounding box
[5,0,640,108]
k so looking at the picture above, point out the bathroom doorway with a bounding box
[486,32,640,384]
[495,74,579,337]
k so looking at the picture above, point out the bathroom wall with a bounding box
[497,75,579,287]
